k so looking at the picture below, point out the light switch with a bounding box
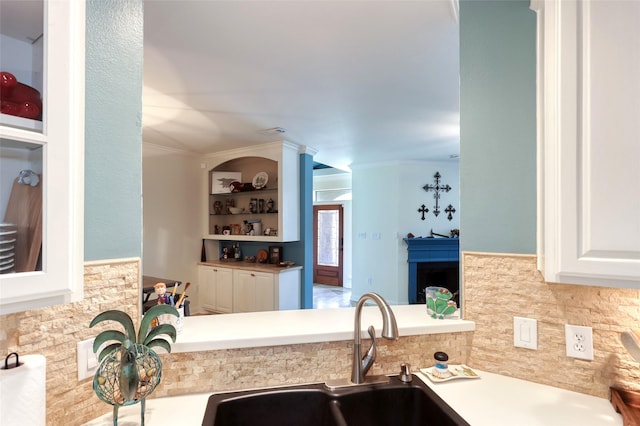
[87,347,98,369]
[514,317,537,350]
[77,337,98,380]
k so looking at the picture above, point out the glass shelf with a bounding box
[0,113,43,132]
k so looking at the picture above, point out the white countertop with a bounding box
[84,370,622,425]
[416,370,621,426]
[171,304,474,352]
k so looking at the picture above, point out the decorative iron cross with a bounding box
[417,204,429,220]
[445,204,456,221]
[422,172,451,217]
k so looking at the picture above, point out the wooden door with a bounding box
[313,205,343,286]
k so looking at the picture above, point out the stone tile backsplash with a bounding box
[463,252,640,398]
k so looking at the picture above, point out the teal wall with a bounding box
[459,0,537,254]
[84,0,143,260]
[81,0,536,264]
[298,153,314,309]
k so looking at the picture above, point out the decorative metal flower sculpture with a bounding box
[90,305,178,426]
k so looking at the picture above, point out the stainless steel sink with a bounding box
[202,375,469,426]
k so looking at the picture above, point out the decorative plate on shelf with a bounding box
[0,262,15,272]
[0,257,14,266]
[257,249,268,263]
[0,252,15,261]
[252,172,268,190]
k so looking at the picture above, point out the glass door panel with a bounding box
[0,139,43,274]
[0,0,84,314]
[0,1,45,275]
[317,210,339,267]
[0,0,44,132]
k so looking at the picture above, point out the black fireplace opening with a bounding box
[414,261,459,305]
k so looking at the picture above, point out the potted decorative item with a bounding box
[425,286,457,319]
[89,304,179,426]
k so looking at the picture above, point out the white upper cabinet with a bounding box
[0,0,85,313]
[533,0,640,288]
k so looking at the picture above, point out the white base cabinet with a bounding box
[199,265,233,313]
[199,263,301,313]
[233,270,275,313]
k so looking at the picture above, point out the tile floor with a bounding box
[313,284,353,309]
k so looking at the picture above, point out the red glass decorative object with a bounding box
[0,71,42,121]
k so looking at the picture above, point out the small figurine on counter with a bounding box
[154,282,170,305]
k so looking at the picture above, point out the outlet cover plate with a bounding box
[77,337,98,380]
[565,324,594,360]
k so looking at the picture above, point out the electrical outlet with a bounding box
[565,324,594,360]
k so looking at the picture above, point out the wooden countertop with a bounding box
[199,260,302,273]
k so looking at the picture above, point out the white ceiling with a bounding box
[143,0,460,171]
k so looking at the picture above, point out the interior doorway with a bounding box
[313,204,344,286]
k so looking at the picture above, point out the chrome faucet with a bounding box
[351,292,399,384]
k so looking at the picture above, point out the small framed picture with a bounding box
[269,246,282,264]
[211,171,241,194]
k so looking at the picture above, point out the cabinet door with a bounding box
[201,266,233,313]
[275,269,301,311]
[233,270,254,313]
[199,267,216,311]
[232,269,274,312]
[534,0,640,287]
[253,272,275,312]
[214,267,233,313]
[0,0,85,314]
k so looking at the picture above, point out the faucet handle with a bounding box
[399,363,413,383]
[361,326,377,376]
